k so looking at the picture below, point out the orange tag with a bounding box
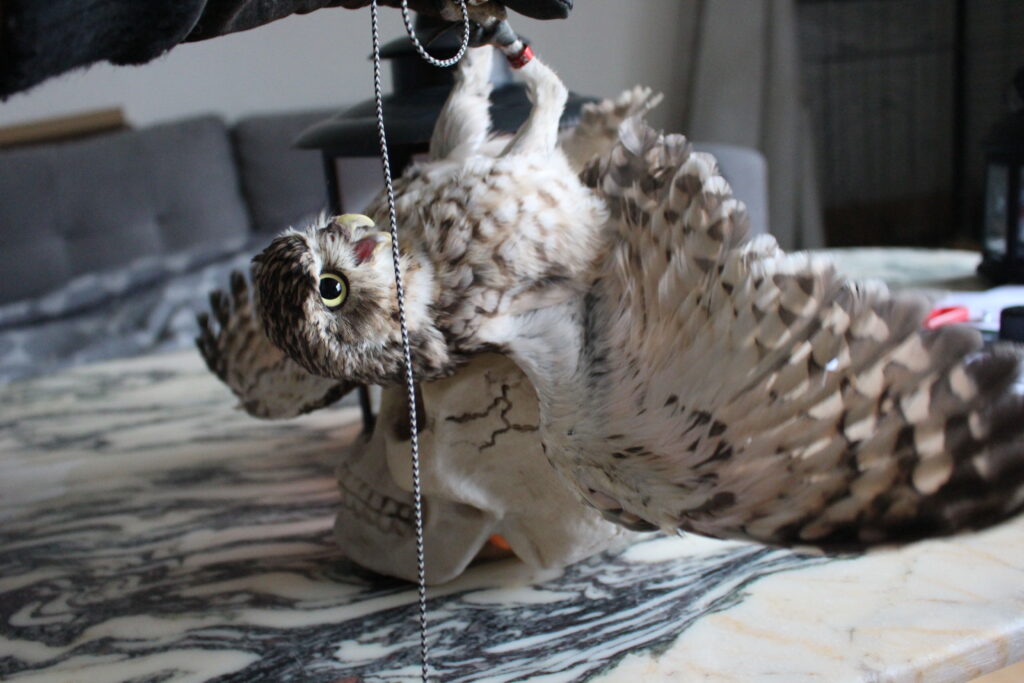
[488,534,512,551]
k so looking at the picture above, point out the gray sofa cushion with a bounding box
[0,115,251,305]
[0,236,260,384]
[232,109,332,237]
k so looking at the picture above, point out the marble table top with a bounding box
[4,248,1024,682]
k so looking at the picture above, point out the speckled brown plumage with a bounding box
[562,119,1024,551]
[253,216,454,385]
[251,47,605,385]
[243,44,1024,554]
[196,269,354,418]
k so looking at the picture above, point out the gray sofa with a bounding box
[0,110,333,383]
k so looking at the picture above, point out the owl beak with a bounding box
[330,214,376,241]
[352,232,392,266]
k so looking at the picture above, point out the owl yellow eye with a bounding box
[319,272,348,309]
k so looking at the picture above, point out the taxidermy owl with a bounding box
[197,64,659,417]
[233,42,1024,554]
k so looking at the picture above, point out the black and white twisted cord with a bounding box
[399,0,470,67]
[369,1,469,679]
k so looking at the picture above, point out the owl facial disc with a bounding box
[328,215,390,267]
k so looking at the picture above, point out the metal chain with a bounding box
[399,0,470,67]
[369,1,469,680]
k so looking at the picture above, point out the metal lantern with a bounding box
[294,14,597,430]
[296,14,597,218]
[978,68,1024,283]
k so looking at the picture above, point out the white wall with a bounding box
[0,0,696,133]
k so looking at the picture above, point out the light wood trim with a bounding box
[0,108,127,148]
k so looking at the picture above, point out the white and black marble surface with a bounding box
[3,344,1024,681]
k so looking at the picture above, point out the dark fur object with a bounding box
[0,0,572,98]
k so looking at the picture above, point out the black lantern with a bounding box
[296,14,597,219]
[295,15,597,430]
[978,68,1024,283]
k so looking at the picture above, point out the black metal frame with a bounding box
[1009,162,1021,264]
[979,154,1021,282]
[952,0,968,239]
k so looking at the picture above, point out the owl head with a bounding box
[252,214,450,385]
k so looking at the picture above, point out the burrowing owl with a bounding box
[239,44,1024,552]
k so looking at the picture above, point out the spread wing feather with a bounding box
[560,85,664,173]
[578,118,1024,551]
[196,270,354,419]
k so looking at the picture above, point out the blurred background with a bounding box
[3,0,1023,249]
[798,0,1024,248]
[2,0,1023,381]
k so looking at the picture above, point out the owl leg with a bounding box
[428,45,495,161]
[500,47,567,157]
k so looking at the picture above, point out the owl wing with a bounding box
[560,86,663,173]
[579,118,1024,551]
[196,270,354,419]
